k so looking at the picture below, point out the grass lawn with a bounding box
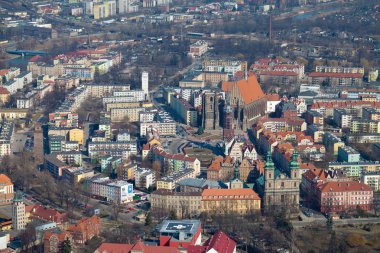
[295,223,380,252]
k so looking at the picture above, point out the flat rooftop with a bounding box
[159,219,200,236]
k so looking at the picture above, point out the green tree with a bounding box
[62,238,72,253]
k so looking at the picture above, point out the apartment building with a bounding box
[88,141,137,160]
[328,161,380,179]
[316,181,373,213]
[362,107,380,121]
[85,83,130,98]
[61,167,95,185]
[337,146,360,163]
[156,169,195,190]
[102,96,142,105]
[308,72,363,87]
[351,119,380,134]
[361,172,380,191]
[134,168,156,189]
[113,90,145,101]
[203,58,248,75]
[333,109,352,128]
[0,122,14,159]
[110,107,146,122]
[152,146,201,176]
[170,95,198,127]
[2,71,32,94]
[150,190,202,218]
[323,132,345,155]
[89,176,134,204]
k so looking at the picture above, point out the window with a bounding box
[281,182,285,188]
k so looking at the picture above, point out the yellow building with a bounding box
[69,128,84,145]
[0,108,28,120]
[201,188,261,215]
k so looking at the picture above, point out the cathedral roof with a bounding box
[222,75,265,105]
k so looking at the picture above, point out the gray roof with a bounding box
[176,178,226,189]
[159,220,201,241]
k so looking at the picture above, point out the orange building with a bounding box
[44,230,73,253]
[67,216,100,245]
[201,188,261,215]
[222,75,267,130]
[0,174,13,206]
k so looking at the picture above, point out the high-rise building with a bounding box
[142,71,149,97]
[12,192,26,230]
[117,0,131,13]
[202,92,219,130]
[33,122,44,165]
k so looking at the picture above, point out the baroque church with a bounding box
[256,151,301,214]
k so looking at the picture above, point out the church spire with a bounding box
[290,150,299,170]
[265,151,274,170]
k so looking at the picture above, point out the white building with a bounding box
[0,122,14,158]
[113,90,145,101]
[16,92,36,109]
[361,172,380,191]
[333,109,352,128]
[142,71,149,97]
[12,193,26,230]
[134,167,156,189]
[89,177,134,204]
[189,41,208,58]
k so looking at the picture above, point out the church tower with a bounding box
[202,92,219,130]
[264,152,275,208]
[12,192,26,230]
[289,150,300,179]
[230,161,243,189]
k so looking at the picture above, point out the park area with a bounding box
[295,223,380,252]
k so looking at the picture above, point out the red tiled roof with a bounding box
[259,70,298,76]
[26,204,67,223]
[318,181,372,193]
[202,188,260,200]
[233,71,256,79]
[265,93,280,101]
[309,72,363,78]
[188,231,236,253]
[29,55,43,62]
[222,75,265,105]
[95,242,180,253]
[0,174,12,185]
[310,101,380,110]
[0,69,9,76]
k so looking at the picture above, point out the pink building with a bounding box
[316,181,373,213]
